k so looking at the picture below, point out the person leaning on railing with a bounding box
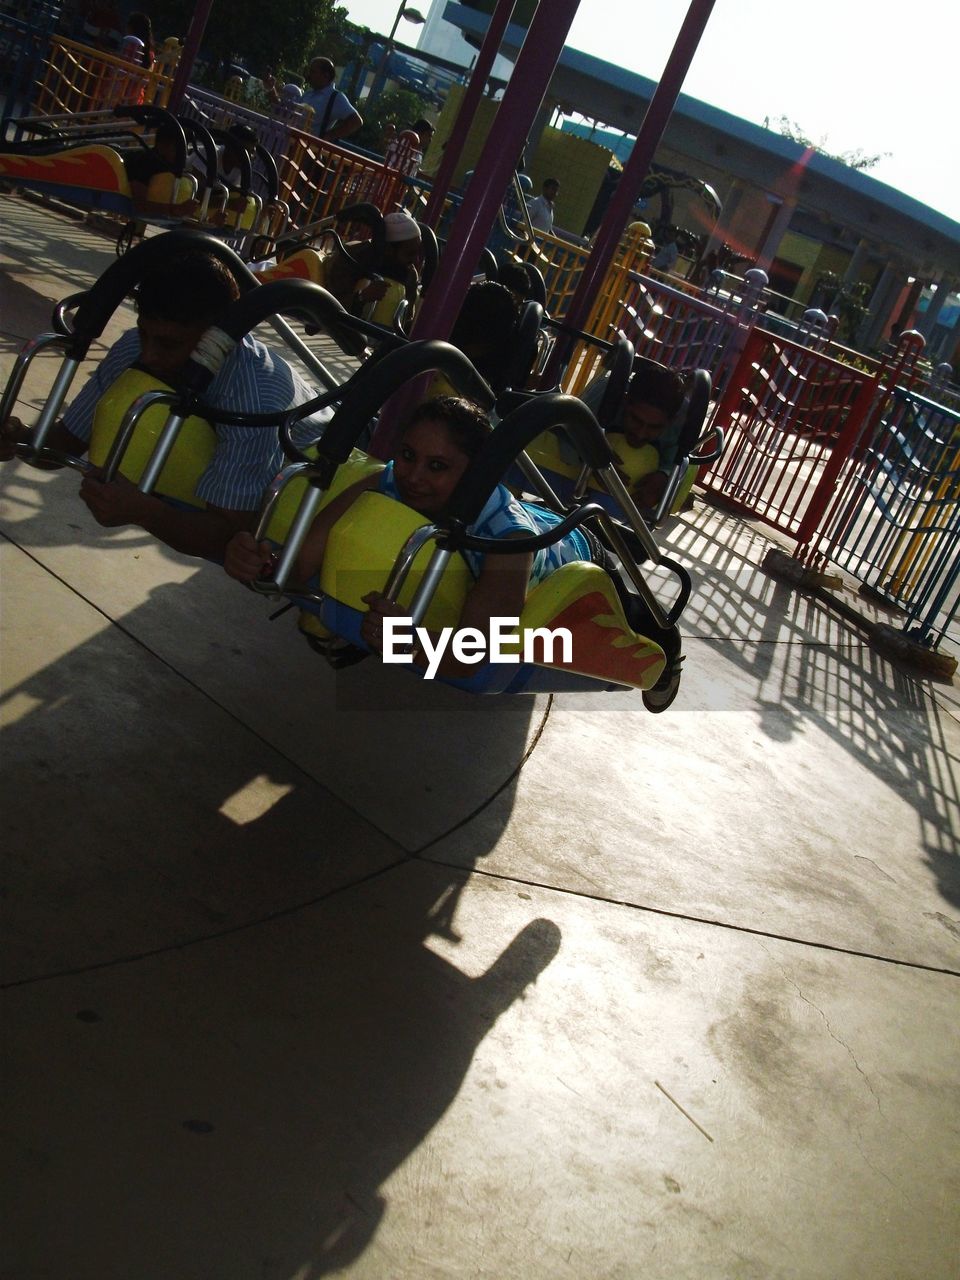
[298,56,362,142]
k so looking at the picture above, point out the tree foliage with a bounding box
[770,115,890,172]
[148,0,355,81]
[812,271,871,341]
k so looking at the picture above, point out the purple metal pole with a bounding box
[416,0,581,340]
[421,0,518,229]
[543,0,717,383]
[166,0,216,113]
[369,0,583,456]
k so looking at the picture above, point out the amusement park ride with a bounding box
[0,1,726,708]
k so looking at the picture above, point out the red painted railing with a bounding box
[701,327,880,540]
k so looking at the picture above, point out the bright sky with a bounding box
[339,0,960,225]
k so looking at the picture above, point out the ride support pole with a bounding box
[542,0,717,387]
[369,0,583,459]
[166,0,215,113]
[421,0,519,230]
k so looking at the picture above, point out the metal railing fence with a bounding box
[802,386,960,648]
[32,36,172,117]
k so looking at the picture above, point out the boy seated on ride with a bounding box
[122,121,200,218]
[0,250,330,561]
[224,395,682,698]
[213,123,260,223]
[429,281,520,395]
[580,357,686,512]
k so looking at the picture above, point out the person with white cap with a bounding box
[314,207,423,319]
[353,209,423,312]
[383,209,422,257]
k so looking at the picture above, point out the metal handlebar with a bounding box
[52,293,87,337]
[446,394,617,526]
[688,425,724,466]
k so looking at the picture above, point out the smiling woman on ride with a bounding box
[224,395,631,680]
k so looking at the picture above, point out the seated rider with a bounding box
[324,208,423,315]
[208,123,260,224]
[497,261,536,307]
[122,121,199,218]
[430,281,520,395]
[580,357,686,511]
[0,250,330,561]
[224,395,682,693]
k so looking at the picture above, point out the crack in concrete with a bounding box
[756,948,924,1206]
[778,964,883,1116]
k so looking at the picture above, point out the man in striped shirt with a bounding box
[0,251,330,562]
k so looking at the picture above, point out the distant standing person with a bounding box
[125,11,154,67]
[411,118,434,158]
[412,118,437,178]
[106,9,154,105]
[384,119,434,178]
[526,177,560,234]
[384,128,421,178]
[301,56,362,142]
[652,237,680,275]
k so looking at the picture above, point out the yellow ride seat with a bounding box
[143,170,199,211]
[366,278,407,327]
[317,489,470,631]
[263,448,383,546]
[252,247,328,285]
[254,449,385,645]
[525,427,657,487]
[525,427,695,515]
[604,432,697,511]
[603,432,660,486]
[300,471,667,689]
[88,367,216,507]
[230,195,260,231]
[0,143,130,195]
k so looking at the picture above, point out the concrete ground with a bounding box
[1,193,959,1280]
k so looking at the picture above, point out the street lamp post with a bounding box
[388,2,427,45]
[373,3,426,96]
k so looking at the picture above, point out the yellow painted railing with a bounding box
[35,37,173,115]
[881,438,960,596]
[512,222,656,394]
[275,127,409,228]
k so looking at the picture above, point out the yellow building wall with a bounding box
[772,232,880,304]
[777,230,821,271]
[433,86,613,234]
[432,85,500,186]
[527,129,615,236]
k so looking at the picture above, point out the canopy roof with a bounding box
[443,2,960,275]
